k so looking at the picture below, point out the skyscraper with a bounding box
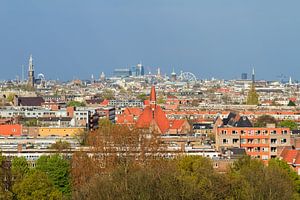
[27,54,35,87]
[136,63,144,76]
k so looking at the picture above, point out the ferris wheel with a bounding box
[178,72,197,82]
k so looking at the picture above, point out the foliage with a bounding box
[288,100,297,106]
[246,84,259,105]
[6,93,15,103]
[36,155,71,196]
[67,101,85,107]
[11,157,29,181]
[72,151,300,200]
[254,115,277,127]
[49,140,71,151]
[278,120,298,130]
[25,118,38,127]
[100,89,115,100]
[74,129,89,146]
[136,93,147,101]
[13,170,62,200]
[157,95,166,104]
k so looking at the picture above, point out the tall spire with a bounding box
[27,54,35,88]
[29,54,34,71]
[150,85,156,110]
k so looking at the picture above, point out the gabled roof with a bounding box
[123,107,142,116]
[136,105,169,133]
[18,97,44,107]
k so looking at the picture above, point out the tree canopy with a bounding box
[36,154,71,195]
[13,170,62,200]
[254,115,277,127]
[67,101,86,107]
[278,120,298,130]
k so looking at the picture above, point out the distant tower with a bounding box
[171,68,177,82]
[251,68,255,84]
[289,76,292,85]
[157,67,161,77]
[246,67,259,105]
[136,62,144,76]
[100,72,106,81]
[241,73,247,80]
[27,54,35,87]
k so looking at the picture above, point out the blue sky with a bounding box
[1,0,300,81]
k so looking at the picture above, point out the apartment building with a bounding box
[216,127,290,160]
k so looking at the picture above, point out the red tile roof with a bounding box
[136,105,170,133]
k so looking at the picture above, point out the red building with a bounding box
[0,124,22,136]
[118,86,191,134]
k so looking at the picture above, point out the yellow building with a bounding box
[38,127,85,137]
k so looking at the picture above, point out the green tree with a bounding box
[6,93,15,104]
[278,120,298,130]
[157,95,166,104]
[137,93,147,101]
[269,159,300,194]
[49,140,71,151]
[13,170,62,200]
[100,89,115,100]
[288,100,297,106]
[230,156,296,200]
[11,157,29,181]
[246,84,259,105]
[36,155,71,196]
[67,101,85,107]
[254,115,277,127]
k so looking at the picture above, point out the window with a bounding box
[271,147,277,152]
[262,155,269,160]
[282,130,288,135]
[221,130,227,135]
[232,130,238,134]
[232,139,239,144]
[271,139,277,144]
[270,130,277,135]
[241,139,246,144]
[262,147,269,152]
[222,139,228,144]
[281,138,287,144]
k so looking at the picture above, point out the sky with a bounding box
[1,0,300,81]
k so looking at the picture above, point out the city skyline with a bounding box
[1,1,300,80]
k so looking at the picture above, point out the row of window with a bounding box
[222,138,287,144]
[221,129,288,135]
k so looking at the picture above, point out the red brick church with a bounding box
[117,86,191,134]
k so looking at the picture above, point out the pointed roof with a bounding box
[150,85,156,102]
[136,105,169,133]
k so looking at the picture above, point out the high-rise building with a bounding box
[27,54,35,87]
[170,68,177,82]
[113,68,132,77]
[241,73,247,80]
[136,63,144,76]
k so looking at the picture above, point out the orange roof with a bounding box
[136,105,169,133]
[123,107,142,116]
[280,147,300,164]
[100,99,109,106]
[169,120,185,129]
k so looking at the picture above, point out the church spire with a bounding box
[150,85,156,111]
[27,54,35,88]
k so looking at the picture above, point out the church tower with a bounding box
[246,68,259,105]
[27,54,35,87]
